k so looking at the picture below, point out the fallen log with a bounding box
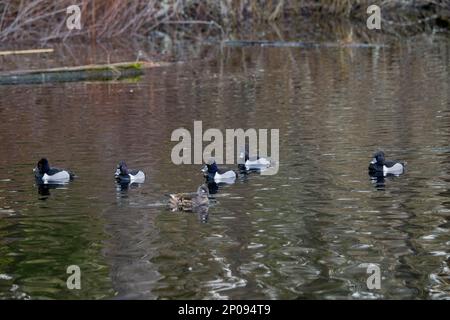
[0,48,54,56]
[222,40,387,48]
[0,61,166,85]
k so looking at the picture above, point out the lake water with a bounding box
[0,39,449,299]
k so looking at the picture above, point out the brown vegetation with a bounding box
[0,0,448,42]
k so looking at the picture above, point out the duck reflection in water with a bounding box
[369,171,387,190]
[36,183,65,200]
[115,181,143,193]
[205,180,219,194]
[369,172,403,190]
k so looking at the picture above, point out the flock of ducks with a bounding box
[33,150,406,216]
[32,150,275,214]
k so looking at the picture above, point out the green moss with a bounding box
[119,62,142,70]
[0,62,146,85]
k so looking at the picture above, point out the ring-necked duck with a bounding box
[115,161,145,183]
[202,158,237,182]
[368,151,405,175]
[33,158,74,184]
[238,150,271,171]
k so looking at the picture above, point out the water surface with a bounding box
[0,40,449,299]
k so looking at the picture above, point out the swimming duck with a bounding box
[33,158,74,184]
[368,151,405,175]
[169,184,210,212]
[238,150,271,171]
[115,161,145,183]
[202,158,237,182]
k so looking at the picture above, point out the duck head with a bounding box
[239,148,249,162]
[238,149,250,171]
[115,161,129,176]
[370,151,385,166]
[201,158,218,175]
[197,184,210,197]
[35,158,50,174]
[369,151,386,174]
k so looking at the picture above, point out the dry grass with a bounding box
[0,0,448,42]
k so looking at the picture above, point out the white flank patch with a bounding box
[383,163,404,175]
[215,171,236,181]
[130,171,145,183]
[245,158,271,169]
[42,171,70,183]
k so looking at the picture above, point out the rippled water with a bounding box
[0,39,449,299]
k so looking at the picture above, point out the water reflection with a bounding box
[205,180,219,195]
[368,172,405,190]
[115,181,144,193]
[36,183,65,199]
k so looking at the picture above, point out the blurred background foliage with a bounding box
[0,0,448,43]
